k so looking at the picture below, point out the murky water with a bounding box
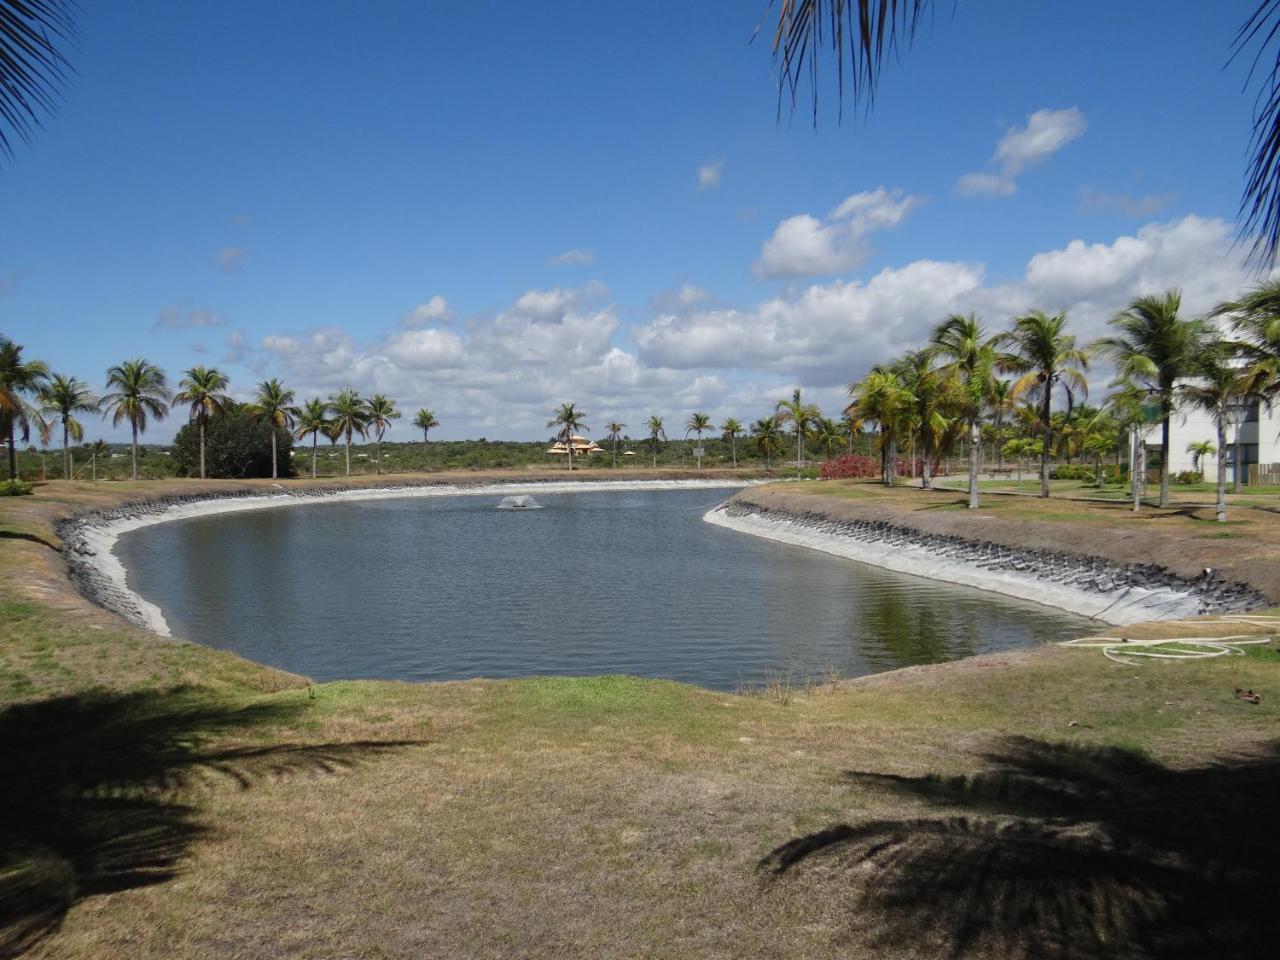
[117,487,1092,690]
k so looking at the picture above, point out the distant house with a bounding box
[1166,396,1279,483]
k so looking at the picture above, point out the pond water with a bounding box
[116,487,1093,691]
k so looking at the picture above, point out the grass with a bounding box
[2,479,1280,958]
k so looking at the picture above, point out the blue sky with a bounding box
[0,0,1268,440]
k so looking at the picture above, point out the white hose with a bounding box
[1059,614,1280,665]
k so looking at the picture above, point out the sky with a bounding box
[0,0,1271,441]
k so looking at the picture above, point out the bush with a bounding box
[0,479,33,496]
[172,403,295,479]
[1049,465,1093,480]
[1174,470,1202,485]
[820,454,880,479]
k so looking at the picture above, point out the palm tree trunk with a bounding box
[374,435,380,476]
[312,434,318,478]
[885,438,897,487]
[1132,426,1142,513]
[1233,423,1243,493]
[6,420,16,481]
[921,441,932,489]
[198,417,206,479]
[271,428,279,480]
[131,422,139,480]
[1159,409,1170,508]
[1216,415,1227,523]
[345,430,352,476]
[968,418,980,509]
[1040,391,1051,498]
[732,436,737,468]
[612,441,617,468]
[62,420,69,480]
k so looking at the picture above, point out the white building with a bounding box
[1165,397,1280,484]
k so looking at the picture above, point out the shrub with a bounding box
[0,479,33,496]
[820,455,880,479]
[1174,470,1202,485]
[172,403,295,479]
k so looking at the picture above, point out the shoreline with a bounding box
[59,477,754,636]
[706,497,1267,626]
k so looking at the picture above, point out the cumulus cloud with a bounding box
[548,248,596,266]
[698,159,723,190]
[154,304,227,330]
[755,187,923,278]
[650,283,712,311]
[957,107,1086,198]
[402,295,453,327]
[216,246,247,273]
[1077,185,1175,218]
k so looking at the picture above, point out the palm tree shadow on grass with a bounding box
[0,688,421,958]
[759,736,1280,960]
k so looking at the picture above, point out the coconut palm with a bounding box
[87,438,108,481]
[606,420,626,468]
[102,359,168,481]
[685,412,713,468]
[895,350,959,490]
[752,416,784,469]
[646,415,666,468]
[293,398,331,479]
[0,1,74,164]
[848,363,914,486]
[996,311,1090,499]
[249,379,297,480]
[1095,291,1207,508]
[327,389,369,477]
[547,402,587,471]
[0,338,50,481]
[413,408,440,468]
[1182,345,1249,522]
[173,366,231,480]
[364,394,400,476]
[813,417,845,458]
[38,374,98,480]
[987,378,1015,471]
[720,417,743,468]
[775,388,820,477]
[931,313,996,508]
[1186,441,1216,482]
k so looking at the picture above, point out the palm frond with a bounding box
[0,0,76,161]
[1234,1,1280,268]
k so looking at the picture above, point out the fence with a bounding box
[1249,463,1280,486]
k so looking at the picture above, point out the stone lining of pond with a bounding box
[57,478,757,636]
[705,497,1267,625]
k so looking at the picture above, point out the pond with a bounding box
[116,486,1093,691]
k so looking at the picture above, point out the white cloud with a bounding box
[548,248,596,266]
[1077,185,1175,218]
[386,327,465,369]
[154,304,227,330]
[216,246,247,274]
[755,187,923,278]
[650,283,712,311]
[957,107,1086,198]
[698,159,723,190]
[401,295,452,327]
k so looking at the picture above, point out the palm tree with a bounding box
[364,394,400,475]
[249,379,297,480]
[327,389,368,477]
[413,408,440,468]
[1186,441,1215,482]
[293,398,331,479]
[931,312,996,509]
[606,420,626,467]
[848,363,914,486]
[0,1,74,164]
[720,417,743,468]
[1181,345,1248,522]
[895,350,959,490]
[775,388,820,477]
[38,374,98,480]
[102,359,168,481]
[547,402,587,471]
[813,417,845,458]
[0,338,50,481]
[751,416,784,469]
[996,311,1090,499]
[646,415,666,468]
[987,378,1015,471]
[173,366,231,480]
[1096,291,1207,508]
[685,412,713,468]
[88,438,108,481]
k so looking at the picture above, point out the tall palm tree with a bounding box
[996,311,1090,499]
[848,363,914,486]
[1096,291,1207,508]
[250,379,297,481]
[720,417,743,468]
[413,408,440,468]
[685,412,713,468]
[173,366,231,480]
[548,402,587,471]
[102,359,168,481]
[813,417,845,458]
[365,394,400,476]
[751,416,783,469]
[931,312,996,509]
[606,420,625,467]
[38,374,98,480]
[646,415,666,468]
[894,350,959,490]
[293,398,331,479]
[775,388,820,477]
[0,338,50,480]
[88,438,108,481]
[327,389,368,477]
[987,378,1015,471]
[1181,345,1247,522]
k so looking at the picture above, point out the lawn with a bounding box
[3,478,1279,959]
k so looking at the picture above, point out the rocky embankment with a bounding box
[708,491,1268,624]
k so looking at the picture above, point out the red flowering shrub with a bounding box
[819,455,930,480]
